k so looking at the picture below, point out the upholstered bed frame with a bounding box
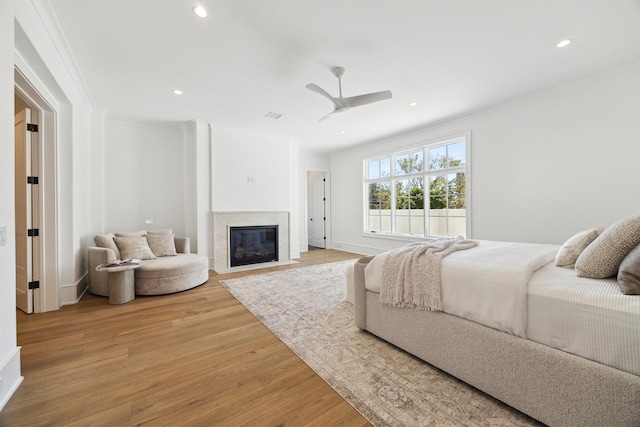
[354,255,640,427]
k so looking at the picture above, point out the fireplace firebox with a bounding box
[229,225,279,267]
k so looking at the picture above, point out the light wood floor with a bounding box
[2,250,370,427]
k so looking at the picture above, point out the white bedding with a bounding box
[365,240,558,337]
[527,262,640,376]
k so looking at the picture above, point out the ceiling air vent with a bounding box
[264,111,282,120]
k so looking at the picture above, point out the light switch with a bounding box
[0,226,7,246]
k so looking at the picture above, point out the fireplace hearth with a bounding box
[229,225,278,267]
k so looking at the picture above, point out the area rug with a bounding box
[220,261,542,427]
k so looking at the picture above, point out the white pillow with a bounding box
[555,227,603,268]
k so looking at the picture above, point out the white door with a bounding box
[309,173,326,248]
[15,108,38,314]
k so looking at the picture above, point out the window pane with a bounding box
[395,150,423,175]
[380,157,391,177]
[367,159,380,179]
[429,175,447,209]
[368,157,391,179]
[447,142,466,167]
[447,173,466,209]
[368,182,391,233]
[428,142,465,170]
[396,178,424,236]
[429,214,447,237]
[396,178,424,209]
[428,146,447,170]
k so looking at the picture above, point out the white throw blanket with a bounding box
[380,237,478,310]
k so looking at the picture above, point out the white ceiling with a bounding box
[47,0,640,153]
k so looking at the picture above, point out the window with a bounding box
[364,134,470,238]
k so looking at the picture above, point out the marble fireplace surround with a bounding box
[213,211,294,273]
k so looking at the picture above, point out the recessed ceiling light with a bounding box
[339,131,345,134]
[556,39,572,48]
[173,89,183,95]
[193,6,208,18]
[409,102,417,107]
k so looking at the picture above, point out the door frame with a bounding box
[304,168,331,251]
[15,66,59,313]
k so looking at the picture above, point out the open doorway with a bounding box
[307,171,326,250]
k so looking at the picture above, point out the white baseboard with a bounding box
[0,347,23,411]
[328,240,384,256]
[59,273,88,306]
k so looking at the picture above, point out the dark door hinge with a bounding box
[28,281,40,290]
[27,176,39,184]
[27,228,39,237]
[27,123,38,132]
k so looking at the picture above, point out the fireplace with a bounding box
[229,225,279,267]
[213,211,294,273]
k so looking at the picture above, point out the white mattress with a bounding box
[527,262,640,376]
[365,240,558,337]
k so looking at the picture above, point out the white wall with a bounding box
[330,65,640,254]
[212,127,293,211]
[103,118,188,237]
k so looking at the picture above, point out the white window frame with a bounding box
[363,131,471,240]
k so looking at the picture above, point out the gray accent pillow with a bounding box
[113,236,156,260]
[617,244,640,295]
[555,227,603,268]
[94,233,121,260]
[146,234,178,257]
[575,215,640,278]
[147,228,173,236]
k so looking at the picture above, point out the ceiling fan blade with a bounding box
[318,105,349,121]
[343,90,392,108]
[319,111,335,121]
[306,83,339,106]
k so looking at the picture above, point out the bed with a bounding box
[353,219,640,427]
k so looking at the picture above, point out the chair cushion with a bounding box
[135,254,208,279]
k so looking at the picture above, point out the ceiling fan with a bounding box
[306,67,392,121]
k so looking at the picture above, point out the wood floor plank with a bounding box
[3,249,369,426]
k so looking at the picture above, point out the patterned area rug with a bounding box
[220,261,542,427]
